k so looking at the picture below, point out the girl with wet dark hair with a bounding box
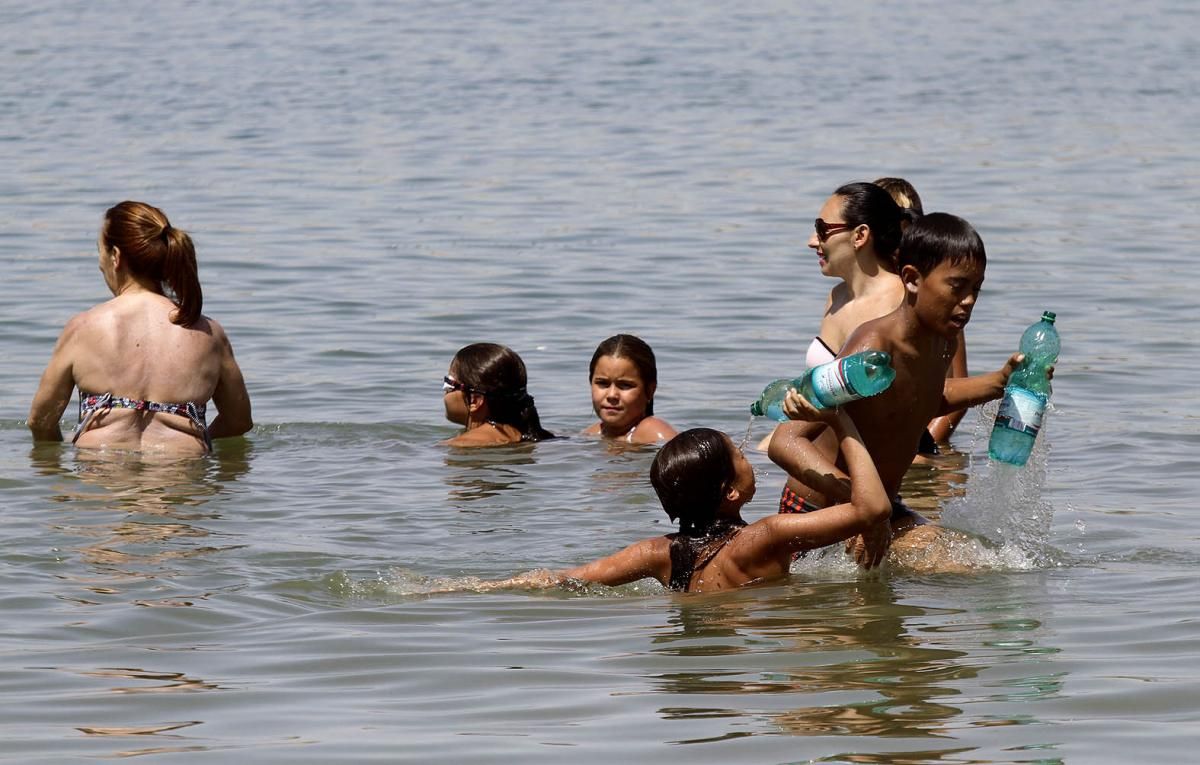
[442,342,555,446]
[487,395,891,593]
[583,334,676,444]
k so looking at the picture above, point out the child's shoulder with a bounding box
[840,314,898,354]
[632,416,677,444]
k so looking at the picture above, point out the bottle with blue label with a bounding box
[750,350,896,421]
[989,311,1060,466]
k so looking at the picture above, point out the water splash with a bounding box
[940,402,1057,567]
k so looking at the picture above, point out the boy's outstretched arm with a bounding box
[940,352,1023,414]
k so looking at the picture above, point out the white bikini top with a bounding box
[805,336,838,368]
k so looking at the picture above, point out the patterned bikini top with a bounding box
[74,390,211,450]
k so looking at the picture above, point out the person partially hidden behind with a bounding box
[769,212,1027,564]
[490,396,892,594]
[28,201,252,455]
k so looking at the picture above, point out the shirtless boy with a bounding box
[769,212,1023,563]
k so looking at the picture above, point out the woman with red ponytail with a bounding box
[29,201,252,454]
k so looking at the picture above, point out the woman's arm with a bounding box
[207,322,253,439]
[28,318,82,442]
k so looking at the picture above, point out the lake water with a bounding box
[2,1,1199,762]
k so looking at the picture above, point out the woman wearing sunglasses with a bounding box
[806,181,908,366]
[441,342,556,447]
[760,180,967,454]
[757,182,904,450]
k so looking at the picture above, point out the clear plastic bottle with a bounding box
[750,350,896,421]
[989,311,1060,465]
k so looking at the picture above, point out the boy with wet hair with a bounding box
[769,212,1025,565]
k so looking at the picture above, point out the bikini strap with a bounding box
[185,401,212,451]
[72,392,113,444]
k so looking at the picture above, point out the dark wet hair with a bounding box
[589,334,659,416]
[651,428,747,591]
[650,428,736,535]
[452,342,555,442]
[103,201,202,327]
[832,182,905,272]
[898,212,986,276]
[873,177,924,218]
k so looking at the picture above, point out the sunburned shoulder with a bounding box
[58,304,113,346]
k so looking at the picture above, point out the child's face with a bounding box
[911,258,986,338]
[443,363,470,425]
[590,355,653,436]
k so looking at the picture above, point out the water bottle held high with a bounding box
[989,311,1059,466]
[750,350,896,421]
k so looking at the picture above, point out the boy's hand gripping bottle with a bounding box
[989,311,1060,466]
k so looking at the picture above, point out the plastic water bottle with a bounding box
[989,311,1060,465]
[750,350,896,421]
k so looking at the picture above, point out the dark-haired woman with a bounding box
[28,202,252,454]
[758,182,906,452]
[583,334,676,445]
[807,181,907,365]
[442,342,555,447]
[489,396,890,593]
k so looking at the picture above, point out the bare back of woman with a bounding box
[68,294,235,452]
[29,202,251,456]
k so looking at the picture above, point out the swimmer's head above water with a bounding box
[650,428,755,534]
[443,342,554,445]
[586,334,676,444]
